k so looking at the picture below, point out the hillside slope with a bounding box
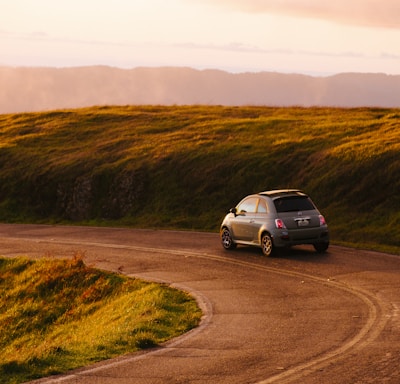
[0,105,398,253]
[1,66,400,113]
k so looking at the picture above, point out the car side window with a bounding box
[257,199,268,213]
[237,197,258,213]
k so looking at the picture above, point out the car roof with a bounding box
[258,189,307,198]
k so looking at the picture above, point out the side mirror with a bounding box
[229,207,237,216]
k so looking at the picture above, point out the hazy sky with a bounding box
[1,0,400,75]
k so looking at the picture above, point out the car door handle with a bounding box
[249,219,255,223]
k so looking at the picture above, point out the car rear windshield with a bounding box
[274,196,316,212]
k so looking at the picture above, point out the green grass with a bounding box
[0,255,202,383]
[0,105,399,254]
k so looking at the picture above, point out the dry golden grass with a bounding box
[0,254,202,383]
[0,105,398,253]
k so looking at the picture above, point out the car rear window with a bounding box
[274,196,315,212]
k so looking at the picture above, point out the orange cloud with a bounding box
[198,0,400,29]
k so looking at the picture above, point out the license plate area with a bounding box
[295,218,310,227]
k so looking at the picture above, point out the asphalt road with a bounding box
[0,224,399,384]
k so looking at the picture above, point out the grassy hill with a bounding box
[0,105,399,253]
[0,255,201,383]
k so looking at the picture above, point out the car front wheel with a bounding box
[261,233,273,257]
[221,228,236,250]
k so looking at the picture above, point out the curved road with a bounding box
[0,224,399,384]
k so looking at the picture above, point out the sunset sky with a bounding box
[1,0,400,75]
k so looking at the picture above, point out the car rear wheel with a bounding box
[313,241,329,253]
[221,228,236,250]
[261,233,273,257]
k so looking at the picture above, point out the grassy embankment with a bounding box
[0,105,399,253]
[0,255,202,383]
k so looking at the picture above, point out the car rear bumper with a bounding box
[272,227,329,247]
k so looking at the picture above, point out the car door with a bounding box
[230,197,257,242]
[250,197,269,243]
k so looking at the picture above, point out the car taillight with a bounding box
[275,219,286,229]
[319,215,327,226]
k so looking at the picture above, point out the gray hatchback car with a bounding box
[220,189,329,256]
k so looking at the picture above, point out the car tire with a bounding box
[261,233,274,257]
[313,241,329,253]
[221,228,236,250]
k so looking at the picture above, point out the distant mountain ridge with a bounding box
[0,66,399,113]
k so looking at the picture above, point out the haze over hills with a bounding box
[0,66,399,113]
